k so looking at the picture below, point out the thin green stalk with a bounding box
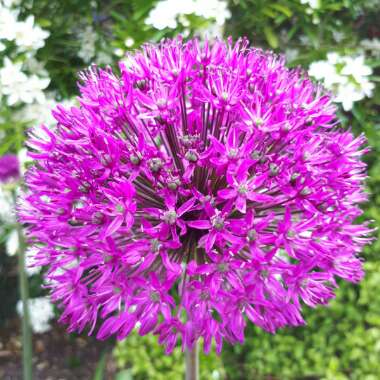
[17,223,33,380]
[185,342,199,380]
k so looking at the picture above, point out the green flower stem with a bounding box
[17,223,33,380]
[185,342,199,380]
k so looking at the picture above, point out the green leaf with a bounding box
[131,0,156,21]
[263,26,279,48]
[111,11,127,23]
[367,59,380,68]
[38,18,52,27]
[262,7,277,18]
[351,105,366,127]
[270,3,292,17]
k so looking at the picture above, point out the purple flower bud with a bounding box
[0,154,20,183]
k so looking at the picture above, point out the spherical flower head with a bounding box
[0,154,20,183]
[19,37,372,354]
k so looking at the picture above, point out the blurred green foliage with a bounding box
[113,330,225,380]
[18,0,213,98]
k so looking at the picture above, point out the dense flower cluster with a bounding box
[19,37,371,353]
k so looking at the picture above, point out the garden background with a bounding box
[0,0,379,379]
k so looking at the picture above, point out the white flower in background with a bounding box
[145,0,181,30]
[114,48,125,57]
[16,96,57,126]
[0,57,26,87]
[14,15,49,51]
[309,56,344,88]
[6,229,19,256]
[96,50,113,65]
[178,15,190,28]
[0,58,50,105]
[361,38,380,57]
[124,37,134,48]
[0,4,48,52]
[23,75,50,102]
[1,73,49,106]
[0,187,16,223]
[332,30,345,43]
[78,25,97,63]
[0,4,50,105]
[24,57,49,77]
[199,23,223,39]
[300,0,320,10]
[334,83,368,111]
[0,41,5,51]
[146,0,230,30]
[25,246,41,276]
[194,0,231,26]
[16,96,76,155]
[2,0,22,7]
[17,297,55,333]
[145,0,191,29]
[0,4,19,41]
[341,55,372,82]
[285,48,299,62]
[309,53,374,111]
[17,148,29,175]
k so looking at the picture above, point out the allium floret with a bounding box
[19,37,371,354]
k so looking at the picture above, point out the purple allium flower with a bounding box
[19,37,372,354]
[0,154,20,183]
